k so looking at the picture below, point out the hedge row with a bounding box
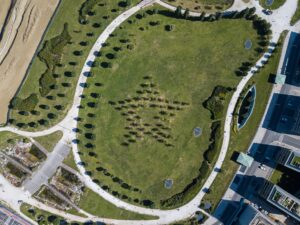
[38,23,72,96]
[78,0,101,24]
[161,85,229,207]
[204,121,222,163]
[160,121,221,208]
[10,93,38,111]
[160,161,210,208]
[171,6,271,37]
[203,86,231,120]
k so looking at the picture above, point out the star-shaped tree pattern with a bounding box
[109,76,190,148]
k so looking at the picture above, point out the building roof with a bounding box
[275,73,286,85]
[236,205,258,225]
[237,153,254,167]
[0,205,32,225]
[267,185,300,222]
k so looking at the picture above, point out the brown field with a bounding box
[0,0,59,124]
[0,1,11,31]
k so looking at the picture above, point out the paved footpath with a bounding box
[23,140,70,195]
[0,0,299,224]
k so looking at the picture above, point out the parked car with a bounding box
[259,165,266,171]
[262,9,272,15]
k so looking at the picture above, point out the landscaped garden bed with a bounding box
[237,85,256,129]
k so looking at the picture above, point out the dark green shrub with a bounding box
[203,86,230,119]
[11,94,38,111]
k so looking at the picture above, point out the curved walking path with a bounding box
[0,0,300,224]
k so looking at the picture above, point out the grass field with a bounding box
[201,32,287,212]
[76,7,264,208]
[162,0,234,12]
[78,189,157,220]
[0,131,23,149]
[270,166,283,184]
[21,203,82,225]
[9,0,140,131]
[34,131,63,152]
[291,1,300,25]
[22,191,155,222]
[259,0,286,10]
[63,150,78,170]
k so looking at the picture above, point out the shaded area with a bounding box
[262,94,300,135]
[281,32,300,87]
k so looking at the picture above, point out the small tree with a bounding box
[126,0,131,7]
[183,9,190,19]
[199,12,206,21]
[174,6,182,18]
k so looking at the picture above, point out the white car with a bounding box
[259,165,266,171]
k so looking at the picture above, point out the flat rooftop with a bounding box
[0,205,32,225]
[267,185,300,222]
[286,151,300,173]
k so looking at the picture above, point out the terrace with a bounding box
[288,153,300,171]
[268,185,300,222]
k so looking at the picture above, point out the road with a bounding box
[214,26,300,225]
[0,0,299,224]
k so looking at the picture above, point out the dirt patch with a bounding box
[0,0,59,124]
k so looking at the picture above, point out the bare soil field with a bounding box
[0,0,59,124]
[0,0,11,32]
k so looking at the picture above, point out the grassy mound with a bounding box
[76,7,264,208]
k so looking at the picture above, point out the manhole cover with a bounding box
[244,39,252,50]
[164,179,173,189]
[193,127,202,137]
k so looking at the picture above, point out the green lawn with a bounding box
[291,1,300,25]
[76,7,264,208]
[201,32,287,212]
[34,131,63,152]
[9,0,141,131]
[259,0,286,10]
[0,131,23,149]
[78,189,158,220]
[63,151,78,171]
[270,166,283,184]
[22,192,155,222]
[21,203,82,225]
[291,155,300,166]
[162,0,234,12]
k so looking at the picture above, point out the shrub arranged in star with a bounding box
[109,76,190,147]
